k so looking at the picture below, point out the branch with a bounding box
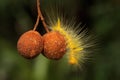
[33,0,49,33]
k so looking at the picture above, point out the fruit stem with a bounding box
[33,15,40,31]
[33,0,50,33]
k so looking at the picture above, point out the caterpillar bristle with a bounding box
[50,18,89,66]
[42,0,95,67]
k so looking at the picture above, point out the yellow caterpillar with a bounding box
[51,18,84,65]
[42,0,95,67]
[47,17,93,67]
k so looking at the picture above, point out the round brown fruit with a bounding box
[17,30,43,59]
[43,31,66,60]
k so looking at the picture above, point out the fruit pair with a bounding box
[17,30,66,60]
[17,0,66,60]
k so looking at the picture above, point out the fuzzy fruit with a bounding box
[43,31,66,60]
[17,30,43,59]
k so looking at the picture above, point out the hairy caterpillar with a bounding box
[41,0,95,67]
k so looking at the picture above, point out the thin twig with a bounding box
[33,0,49,32]
[33,15,40,31]
[38,0,49,32]
[33,0,41,31]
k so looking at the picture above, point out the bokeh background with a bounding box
[0,0,120,80]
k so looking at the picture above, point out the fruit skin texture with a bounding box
[17,30,43,59]
[43,31,66,60]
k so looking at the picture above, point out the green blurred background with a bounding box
[0,0,120,80]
